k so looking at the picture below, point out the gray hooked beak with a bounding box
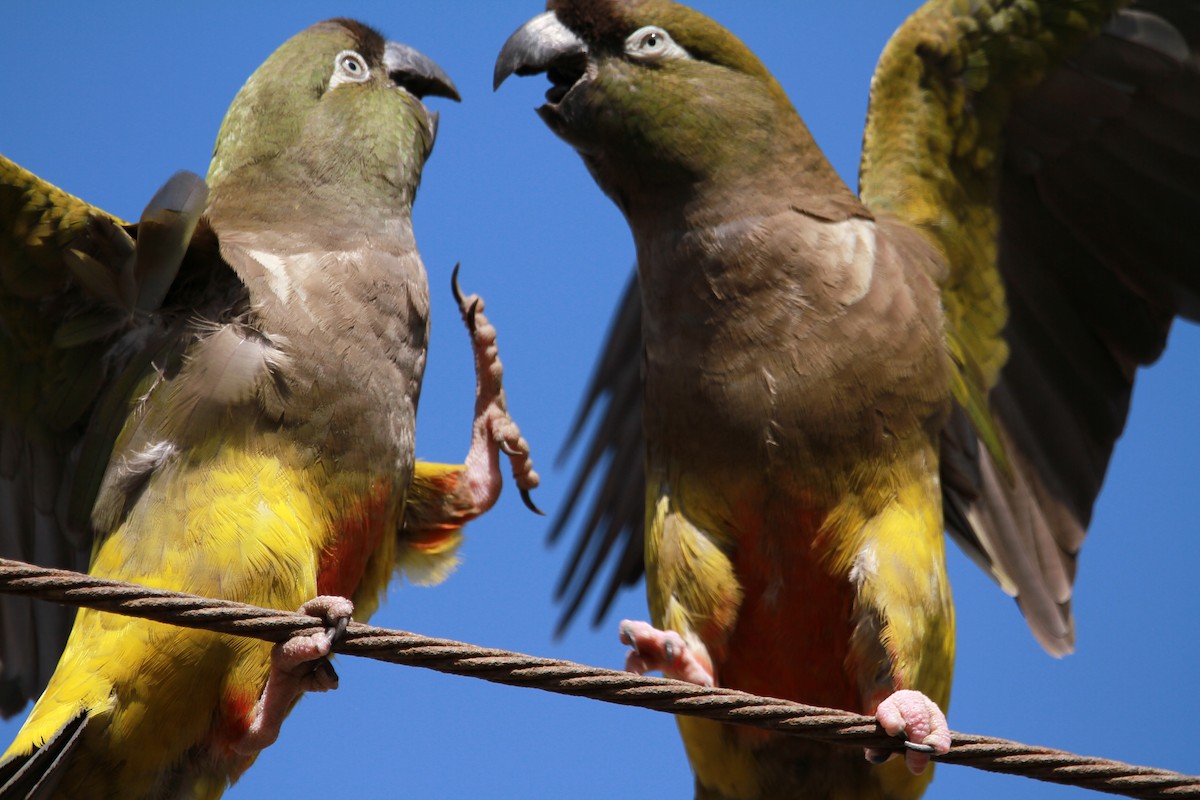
[493,11,588,92]
[385,42,461,102]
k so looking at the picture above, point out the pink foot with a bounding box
[866,689,951,774]
[619,619,714,687]
[452,265,541,515]
[233,596,354,756]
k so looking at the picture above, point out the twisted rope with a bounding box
[0,558,1195,798]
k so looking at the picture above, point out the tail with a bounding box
[0,712,88,800]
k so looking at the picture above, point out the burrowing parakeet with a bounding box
[496,1,1200,798]
[0,18,538,799]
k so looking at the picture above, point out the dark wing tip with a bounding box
[549,274,647,634]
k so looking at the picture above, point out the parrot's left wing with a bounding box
[547,274,644,634]
[858,0,1200,655]
[0,155,209,713]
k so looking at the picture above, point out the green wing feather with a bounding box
[861,1,1120,472]
[0,155,208,714]
[859,0,1200,654]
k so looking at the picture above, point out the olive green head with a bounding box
[209,18,459,212]
[495,0,806,210]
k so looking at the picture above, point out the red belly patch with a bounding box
[719,502,861,724]
[318,480,393,598]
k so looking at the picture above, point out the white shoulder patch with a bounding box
[823,217,877,307]
[243,246,297,302]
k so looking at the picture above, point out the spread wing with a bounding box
[859,0,1200,655]
[0,155,208,714]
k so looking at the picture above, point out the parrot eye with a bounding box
[624,26,690,62]
[331,50,371,88]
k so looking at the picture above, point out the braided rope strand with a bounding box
[0,558,1195,798]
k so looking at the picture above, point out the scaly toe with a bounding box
[872,689,950,775]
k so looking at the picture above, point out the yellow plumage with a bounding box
[6,440,402,798]
[647,442,953,798]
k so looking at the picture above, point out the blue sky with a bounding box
[2,3,1197,798]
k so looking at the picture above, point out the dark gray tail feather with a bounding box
[0,711,88,800]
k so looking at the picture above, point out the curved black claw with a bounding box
[520,487,545,516]
[902,740,937,755]
[865,749,891,765]
[451,262,479,333]
[451,261,465,308]
[312,658,339,687]
[466,299,479,334]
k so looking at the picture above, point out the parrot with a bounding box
[0,17,538,800]
[495,1,1200,798]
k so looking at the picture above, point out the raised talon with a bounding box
[466,299,479,334]
[520,487,545,515]
[450,263,481,333]
[450,261,465,308]
[451,268,542,516]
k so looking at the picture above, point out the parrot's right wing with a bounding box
[0,155,208,715]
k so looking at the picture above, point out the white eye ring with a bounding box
[331,49,371,87]
[624,26,690,62]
